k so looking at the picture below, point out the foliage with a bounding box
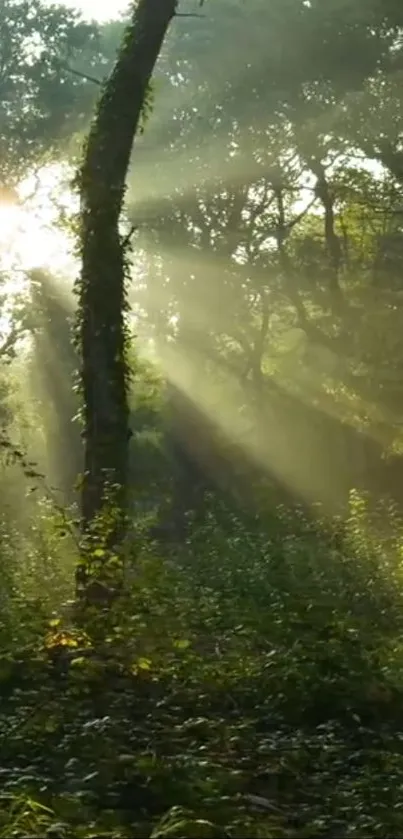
[2,499,403,836]
[103,0,403,512]
[3,0,403,838]
[0,0,104,185]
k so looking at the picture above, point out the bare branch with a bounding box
[287,195,316,232]
[61,63,103,86]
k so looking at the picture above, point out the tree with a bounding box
[75,0,178,598]
[114,0,403,517]
[0,0,105,427]
[0,0,103,187]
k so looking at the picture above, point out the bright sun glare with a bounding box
[0,165,78,296]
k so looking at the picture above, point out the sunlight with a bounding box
[136,241,402,511]
[0,164,77,295]
[47,0,129,22]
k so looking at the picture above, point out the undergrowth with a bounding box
[1,493,403,837]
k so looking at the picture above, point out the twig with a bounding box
[121,224,138,248]
[244,794,285,815]
[61,63,103,86]
[0,430,81,549]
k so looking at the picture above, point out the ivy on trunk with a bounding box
[75,0,178,597]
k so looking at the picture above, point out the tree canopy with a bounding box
[0,0,101,185]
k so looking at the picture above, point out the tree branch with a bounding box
[0,326,20,360]
[61,63,103,86]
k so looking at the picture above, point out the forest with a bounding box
[2,0,403,835]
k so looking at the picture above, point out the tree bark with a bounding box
[75,0,177,590]
[310,160,344,311]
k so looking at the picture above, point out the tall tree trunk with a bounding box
[75,0,177,595]
[310,160,344,311]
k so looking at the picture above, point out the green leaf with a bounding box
[70,657,87,667]
[173,639,191,650]
[137,657,152,670]
[49,618,61,628]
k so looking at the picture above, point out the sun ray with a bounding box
[126,239,400,512]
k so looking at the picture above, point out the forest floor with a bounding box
[2,498,403,837]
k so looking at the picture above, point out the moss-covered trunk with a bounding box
[76,0,177,577]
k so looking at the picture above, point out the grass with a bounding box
[1,491,403,836]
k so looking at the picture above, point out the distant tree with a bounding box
[0,0,104,187]
[118,0,403,514]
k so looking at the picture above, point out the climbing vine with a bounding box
[73,0,178,599]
